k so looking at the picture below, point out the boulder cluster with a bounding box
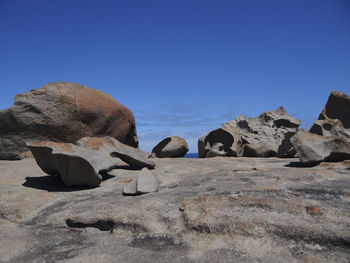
[198,90,350,166]
[0,82,349,188]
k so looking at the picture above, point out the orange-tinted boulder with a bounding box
[0,82,138,160]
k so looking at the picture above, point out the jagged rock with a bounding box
[198,126,243,158]
[310,90,350,142]
[151,136,189,158]
[137,168,159,194]
[224,106,300,157]
[27,137,155,187]
[0,82,138,160]
[76,137,155,169]
[26,141,118,187]
[291,129,350,166]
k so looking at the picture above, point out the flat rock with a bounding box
[152,136,189,158]
[224,106,300,157]
[310,90,350,141]
[136,168,159,194]
[198,126,243,158]
[291,129,350,166]
[0,82,138,160]
[1,157,349,262]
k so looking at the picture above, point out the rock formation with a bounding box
[123,168,159,195]
[27,137,155,187]
[0,82,138,160]
[224,106,300,157]
[310,90,350,142]
[151,136,189,158]
[291,129,350,166]
[199,107,300,158]
[198,126,243,158]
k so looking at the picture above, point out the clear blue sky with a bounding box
[1,0,349,152]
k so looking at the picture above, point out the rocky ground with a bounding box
[0,157,349,263]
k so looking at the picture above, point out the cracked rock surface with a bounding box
[0,157,349,262]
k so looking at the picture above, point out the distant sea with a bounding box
[185,152,199,158]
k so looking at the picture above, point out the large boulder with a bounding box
[310,90,350,141]
[224,106,300,157]
[0,82,138,160]
[27,137,155,187]
[198,126,243,158]
[291,129,350,166]
[151,136,189,158]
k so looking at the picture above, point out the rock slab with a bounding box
[151,136,189,158]
[27,137,155,187]
[291,129,350,166]
[0,82,138,160]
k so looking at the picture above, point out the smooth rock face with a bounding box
[136,168,159,194]
[151,136,189,158]
[0,82,138,160]
[224,106,300,157]
[310,90,350,141]
[291,129,350,166]
[1,157,350,262]
[122,179,137,195]
[198,126,243,158]
[27,137,155,187]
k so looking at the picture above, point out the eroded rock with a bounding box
[123,168,159,195]
[151,136,189,158]
[0,82,138,160]
[224,106,300,157]
[27,137,155,187]
[198,126,243,158]
[291,129,350,166]
[310,90,350,142]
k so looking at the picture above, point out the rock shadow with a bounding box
[284,162,309,168]
[22,172,115,192]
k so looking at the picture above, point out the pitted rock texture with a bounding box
[310,90,350,141]
[198,126,243,158]
[0,157,349,262]
[0,82,138,160]
[152,136,189,158]
[291,129,350,166]
[27,137,155,187]
[223,106,301,157]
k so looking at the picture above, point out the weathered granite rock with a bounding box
[1,157,349,262]
[27,137,155,187]
[291,129,350,166]
[123,168,159,195]
[26,141,117,187]
[0,82,138,160]
[151,136,189,158]
[122,179,137,195]
[136,168,159,194]
[310,90,350,141]
[198,126,243,158]
[224,106,300,157]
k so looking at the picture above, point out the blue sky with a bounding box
[1,0,350,152]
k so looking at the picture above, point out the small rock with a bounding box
[151,136,189,158]
[123,179,137,195]
[137,168,159,194]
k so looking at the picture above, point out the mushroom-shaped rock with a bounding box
[151,136,189,158]
[198,126,243,158]
[224,106,300,157]
[0,82,138,160]
[291,129,350,166]
[310,90,350,142]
